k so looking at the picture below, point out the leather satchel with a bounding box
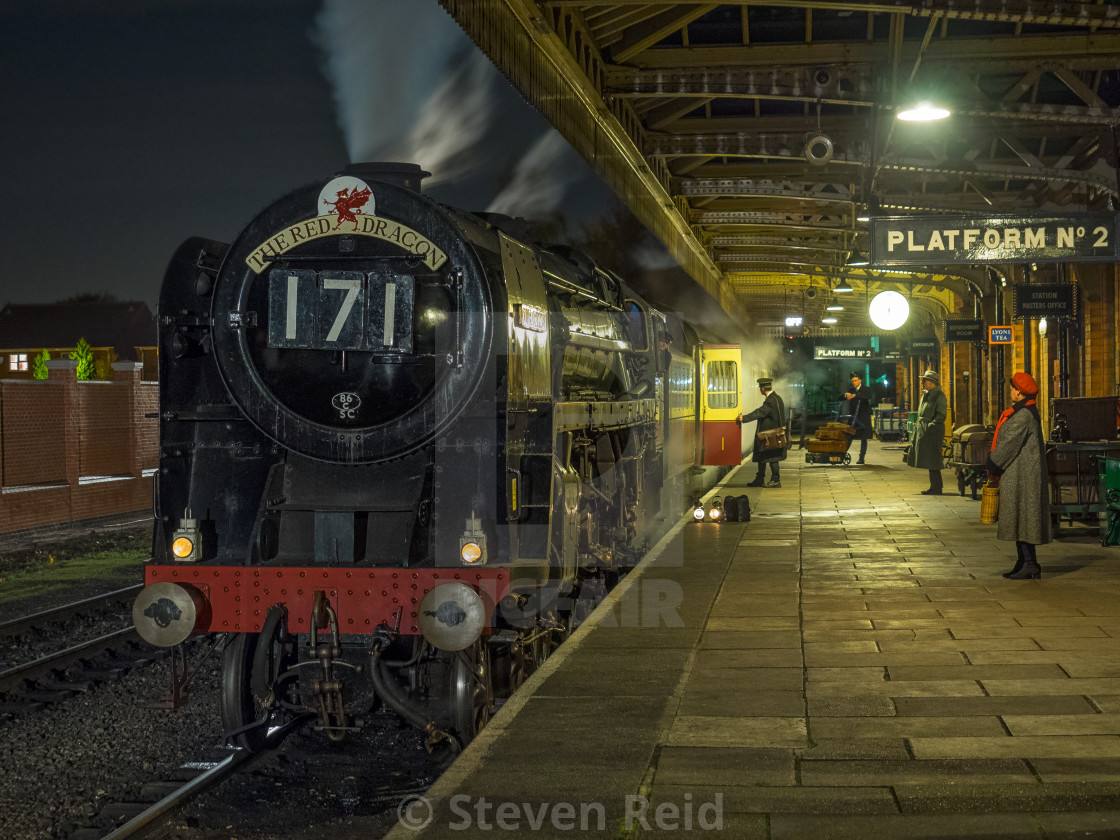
[756,427,788,450]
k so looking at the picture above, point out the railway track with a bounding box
[0,627,142,693]
[0,585,152,715]
[0,583,143,636]
[66,717,310,840]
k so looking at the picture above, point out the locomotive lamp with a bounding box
[692,500,706,521]
[460,514,487,564]
[707,499,723,521]
[171,508,201,562]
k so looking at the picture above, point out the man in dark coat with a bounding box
[906,369,947,494]
[986,372,1051,579]
[739,377,786,488]
[842,371,873,464]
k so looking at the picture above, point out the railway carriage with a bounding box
[132,162,741,752]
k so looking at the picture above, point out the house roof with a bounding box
[0,301,157,359]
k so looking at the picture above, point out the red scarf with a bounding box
[991,398,1036,450]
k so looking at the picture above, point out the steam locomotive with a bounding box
[132,162,742,752]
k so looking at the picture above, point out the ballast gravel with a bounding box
[0,652,221,839]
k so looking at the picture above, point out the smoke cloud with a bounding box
[486,131,577,217]
[403,51,498,186]
[313,0,496,184]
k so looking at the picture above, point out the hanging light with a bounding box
[826,304,844,311]
[846,248,869,267]
[822,317,838,324]
[897,101,950,121]
[833,278,854,293]
[868,290,910,331]
[856,197,881,223]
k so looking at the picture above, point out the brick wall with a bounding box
[1076,263,1117,397]
[0,360,157,534]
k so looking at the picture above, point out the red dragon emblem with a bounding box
[322,186,372,230]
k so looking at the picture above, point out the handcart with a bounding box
[945,423,993,500]
[874,408,908,441]
[805,422,855,466]
[1047,442,1120,535]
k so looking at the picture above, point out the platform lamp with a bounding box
[857,197,882,224]
[896,81,951,122]
[897,100,951,121]
[869,291,910,331]
[846,247,870,268]
[833,277,854,294]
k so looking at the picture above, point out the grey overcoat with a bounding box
[988,405,1052,545]
[906,385,947,470]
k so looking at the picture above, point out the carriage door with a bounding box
[699,344,742,466]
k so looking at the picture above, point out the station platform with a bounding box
[377,442,1120,839]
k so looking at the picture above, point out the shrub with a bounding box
[32,349,49,380]
[70,338,94,381]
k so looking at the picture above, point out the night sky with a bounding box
[0,0,611,309]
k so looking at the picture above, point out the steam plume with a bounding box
[313,0,495,183]
[404,51,496,185]
[486,131,576,217]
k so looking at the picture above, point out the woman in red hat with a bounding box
[986,372,1051,579]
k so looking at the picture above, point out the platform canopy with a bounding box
[438,0,1120,336]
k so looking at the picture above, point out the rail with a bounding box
[0,584,144,636]
[97,716,310,840]
[0,627,139,691]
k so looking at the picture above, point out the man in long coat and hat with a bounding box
[739,377,786,488]
[907,369,947,494]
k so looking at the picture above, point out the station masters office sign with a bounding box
[870,214,1119,265]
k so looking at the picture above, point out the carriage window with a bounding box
[706,360,738,409]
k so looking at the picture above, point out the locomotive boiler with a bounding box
[132,162,742,752]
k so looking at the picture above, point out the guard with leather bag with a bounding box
[739,377,787,488]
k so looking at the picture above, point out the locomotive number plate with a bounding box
[267,269,414,352]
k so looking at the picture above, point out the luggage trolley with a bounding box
[805,422,855,466]
[946,423,994,499]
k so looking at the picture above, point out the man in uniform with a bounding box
[739,377,787,488]
[842,371,873,464]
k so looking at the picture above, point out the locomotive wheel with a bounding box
[451,641,493,743]
[507,632,553,693]
[220,629,292,751]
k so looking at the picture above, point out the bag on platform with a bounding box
[756,427,788,450]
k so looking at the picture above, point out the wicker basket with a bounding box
[980,483,999,524]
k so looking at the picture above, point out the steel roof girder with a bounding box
[545,0,1120,32]
[615,32,1120,70]
[674,178,855,199]
[438,0,747,322]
